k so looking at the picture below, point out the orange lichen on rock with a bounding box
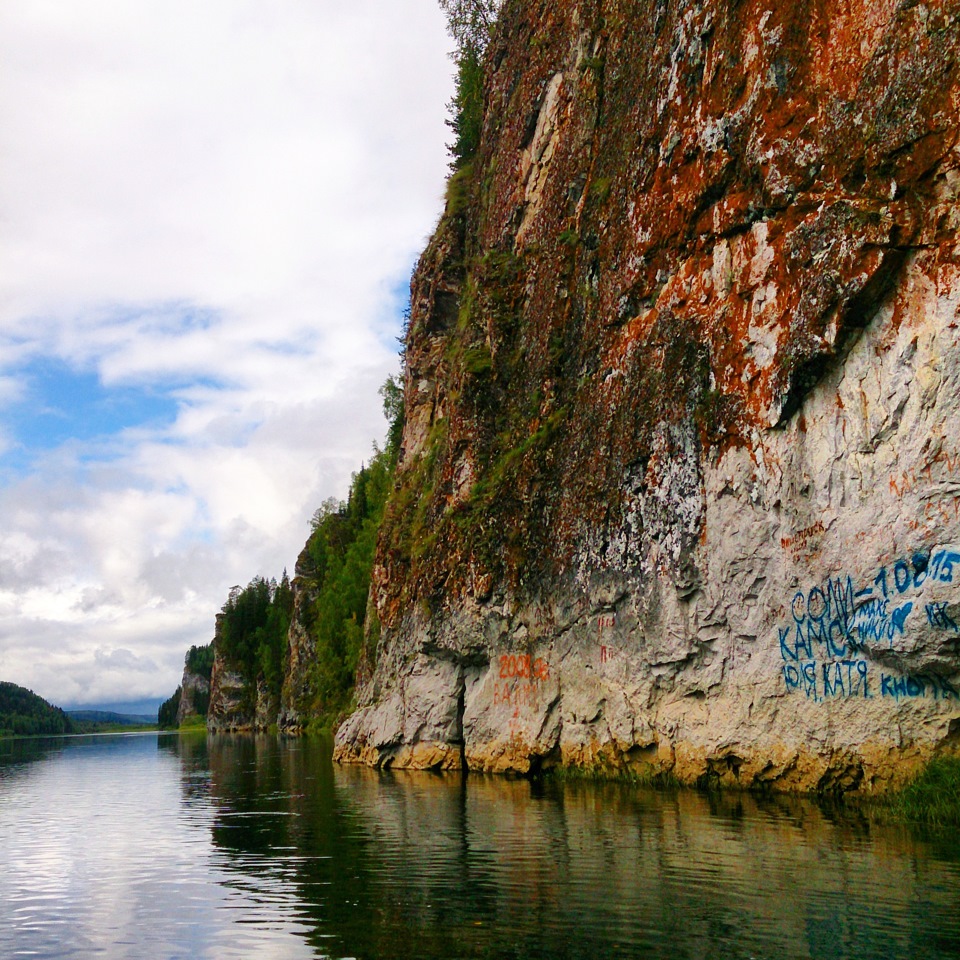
[335,0,960,793]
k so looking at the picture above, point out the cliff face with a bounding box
[207,616,249,732]
[278,542,320,731]
[207,614,274,733]
[174,666,209,726]
[334,0,960,791]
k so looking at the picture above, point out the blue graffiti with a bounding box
[881,672,958,702]
[782,659,870,702]
[779,578,914,662]
[780,548,960,666]
[782,662,820,700]
[926,602,959,633]
[778,546,960,702]
[870,549,960,599]
[854,599,914,647]
[779,576,858,662]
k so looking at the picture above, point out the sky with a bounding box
[0,0,455,711]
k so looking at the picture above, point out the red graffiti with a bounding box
[499,654,549,681]
[493,681,540,709]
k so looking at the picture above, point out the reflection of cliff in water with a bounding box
[164,733,387,957]
[333,765,960,959]
[169,736,960,960]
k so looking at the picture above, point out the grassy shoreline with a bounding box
[868,755,960,827]
[174,715,208,731]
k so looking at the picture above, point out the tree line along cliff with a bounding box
[182,378,404,735]
[200,0,960,794]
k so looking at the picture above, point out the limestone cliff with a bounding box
[174,664,210,727]
[207,614,273,733]
[278,541,321,731]
[207,615,247,731]
[334,0,960,792]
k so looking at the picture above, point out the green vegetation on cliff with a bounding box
[441,0,500,168]
[209,454,392,733]
[158,643,214,729]
[0,682,74,737]
[220,573,295,708]
[294,383,403,729]
[446,41,484,168]
[186,643,215,680]
[193,374,404,732]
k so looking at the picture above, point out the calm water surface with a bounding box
[1,733,958,959]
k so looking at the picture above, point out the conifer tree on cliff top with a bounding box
[440,1,502,167]
[439,0,501,52]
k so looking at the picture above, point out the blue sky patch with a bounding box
[1,357,179,475]
[376,262,416,351]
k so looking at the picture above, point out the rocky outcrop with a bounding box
[334,0,960,792]
[174,665,209,726]
[207,679,251,732]
[278,544,320,733]
[207,615,257,732]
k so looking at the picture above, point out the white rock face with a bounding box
[175,668,209,726]
[336,218,960,794]
[207,652,253,733]
[335,2,960,792]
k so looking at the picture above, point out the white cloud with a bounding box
[0,0,455,707]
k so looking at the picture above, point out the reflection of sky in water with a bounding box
[0,734,313,960]
[2,734,960,960]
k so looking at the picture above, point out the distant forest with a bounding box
[0,682,74,737]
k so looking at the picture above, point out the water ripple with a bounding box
[1,733,959,959]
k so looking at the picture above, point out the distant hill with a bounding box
[68,710,155,727]
[0,682,74,736]
[67,698,164,717]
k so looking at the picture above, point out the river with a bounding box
[0,732,958,959]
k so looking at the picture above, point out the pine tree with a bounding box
[439,1,503,168]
